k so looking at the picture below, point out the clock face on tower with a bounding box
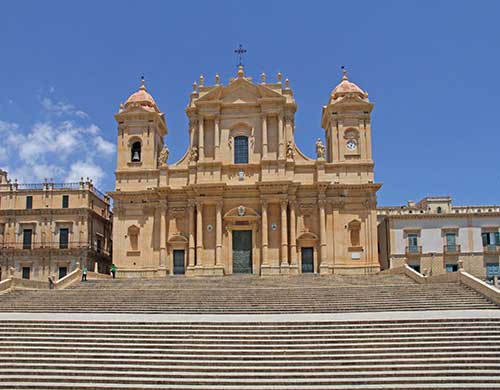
[346,139,357,151]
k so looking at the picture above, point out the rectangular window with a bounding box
[409,264,421,273]
[22,229,32,249]
[62,195,69,209]
[96,238,102,253]
[408,234,418,252]
[445,232,457,251]
[234,136,249,164]
[22,267,30,280]
[482,232,500,247]
[59,228,69,249]
[26,196,33,209]
[58,267,68,279]
[446,264,458,272]
[486,263,499,279]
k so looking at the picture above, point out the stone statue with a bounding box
[189,146,198,162]
[315,138,325,160]
[286,141,294,160]
[158,146,169,166]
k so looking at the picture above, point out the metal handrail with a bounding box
[405,245,422,255]
[444,244,461,253]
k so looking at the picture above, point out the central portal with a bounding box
[232,230,252,274]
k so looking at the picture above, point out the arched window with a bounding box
[131,142,141,162]
[437,207,442,214]
[234,136,248,164]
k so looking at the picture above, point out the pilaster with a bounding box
[280,200,289,272]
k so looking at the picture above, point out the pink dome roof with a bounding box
[124,78,159,112]
[330,70,368,101]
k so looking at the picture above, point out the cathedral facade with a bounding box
[110,67,380,277]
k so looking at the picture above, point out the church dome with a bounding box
[330,69,368,102]
[124,78,159,112]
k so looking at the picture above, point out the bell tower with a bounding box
[114,78,167,190]
[321,69,374,179]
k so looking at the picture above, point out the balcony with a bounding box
[444,244,461,255]
[0,241,110,256]
[405,245,422,256]
[483,244,500,255]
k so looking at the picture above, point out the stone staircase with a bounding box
[0,274,497,313]
[0,317,499,389]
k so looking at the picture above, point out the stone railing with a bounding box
[458,271,500,306]
[52,266,82,290]
[0,277,49,293]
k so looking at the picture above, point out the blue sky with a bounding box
[1,1,499,206]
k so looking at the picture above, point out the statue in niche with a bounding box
[315,138,325,160]
[189,146,198,162]
[158,146,169,166]
[286,141,294,160]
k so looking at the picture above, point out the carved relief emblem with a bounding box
[237,205,246,216]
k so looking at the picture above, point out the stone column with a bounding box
[261,200,268,265]
[159,204,167,270]
[215,201,223,266]
[196,202,203,266]
[319,199,327,267]
[189,118,197,149]
[198,117,204,161]
[280,200,289,267]
[188,203,195,267]
[261,114,268,158]
[278,113,284,159]
[289,201,298,268]
[214,116,220,160]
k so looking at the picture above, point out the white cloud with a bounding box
[41,97,88,118]
[0,146,8,163]
[0,94,116,190]
[66,161,105,187]
[94,135,116,155]
[0,120,19,133]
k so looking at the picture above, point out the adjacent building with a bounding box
[110,68,380,277]
[0,170,113,281]
[378,196,500,279]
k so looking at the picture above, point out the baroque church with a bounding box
[110,66,380,277]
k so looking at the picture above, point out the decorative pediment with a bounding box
[195,77,284,105]
[223,205,260,220]
[297,232,319,241]
[168,233,188,243]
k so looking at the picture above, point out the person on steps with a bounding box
[111,264,117,279]
[81,266,88,282]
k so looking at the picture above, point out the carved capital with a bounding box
[280,200,288,210]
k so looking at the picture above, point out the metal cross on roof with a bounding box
[234,44,247,67]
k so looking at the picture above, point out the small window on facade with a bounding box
[23,229,32,249]
[58,267,68,279]
[62,195,69,209]
[26,196,33,209]
[408,234,418,252]
[234,136,248,164]
[482,232,500,247]
[22,267,30,280]
[96,238,102,253]
[445,232,457,249]
[437,207,442,214]
[59,228,69,249]
[131,141,141,162]
[446,264,458,272]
